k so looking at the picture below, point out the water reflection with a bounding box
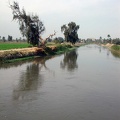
[110,50,120,58]
[99,46,101,53]
[13,57,50,101]
[101,45,120,58]
[60,50,78,71]
[0,45,120,120]
[106,49,110,56]
[0,59,33,69]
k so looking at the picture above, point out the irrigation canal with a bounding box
[0,44,120,120]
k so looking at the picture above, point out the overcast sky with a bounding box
[0,0,120,39]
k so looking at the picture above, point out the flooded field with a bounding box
[0,44,120,120]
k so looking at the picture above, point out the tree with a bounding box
[107,34,111,39]
[99,36,102,40]
[61,22,79,44]
[9,1,45,46]
[107,34,112,43]
[99,36,102,43]
[2,37,6,42]
[39,31,56,47]
[8,35,12,41]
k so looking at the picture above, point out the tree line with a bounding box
[98,35,120,45]
[1,1,119,45]
[0,35,26,42]
[9,1,79,46]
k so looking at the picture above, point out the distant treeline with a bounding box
[0,35,26,42]
[95,38,120,45]
[80,38,120,45]
[0,35,120,45]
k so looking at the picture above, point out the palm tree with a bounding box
[99,36,102,43]
[107,34,112,43]
[107,34,110,39]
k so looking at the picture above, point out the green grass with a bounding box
[46,42,56,46]
[0,42,30,50]
[111,45,120,51]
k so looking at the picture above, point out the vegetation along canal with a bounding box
[0,44,120,120]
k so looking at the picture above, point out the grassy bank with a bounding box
[102,43,120,51]
[111,45,120,51]
[0,43,81,63]
[101,43,120,57]
[111,45,120,58]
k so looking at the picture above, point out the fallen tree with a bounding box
[39,31,56,47]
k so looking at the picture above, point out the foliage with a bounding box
[112,38,120,45]
[107,34,111,43]
[101,38,120,44]
[107,34,111,38]
[61,22,79,44]
[99,36,102,40]
[56,44,72,51]
[2,37,6,42]
[8,35,13,41]
[9,1,45,46]
[53,37,64,44]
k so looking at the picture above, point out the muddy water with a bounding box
[0,44,120,120]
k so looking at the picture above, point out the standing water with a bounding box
[0,44,120,120]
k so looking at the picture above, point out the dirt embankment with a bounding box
[102,43,120,55]
[0,46,56,62]
[101,43,114,48]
